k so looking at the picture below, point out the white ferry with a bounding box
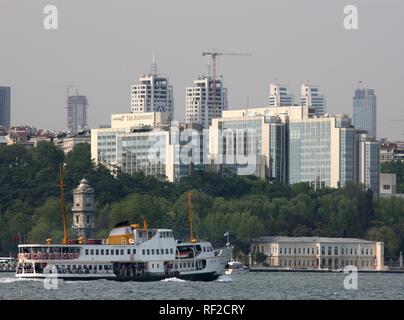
[15,220,233,281]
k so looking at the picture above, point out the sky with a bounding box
[0,0,403,140]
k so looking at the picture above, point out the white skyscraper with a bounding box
[186,75,228,128]
[300,84,326,116]
[130,61,174,119]
[269,83,294,107]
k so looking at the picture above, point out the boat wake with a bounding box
[0,277,42,284]
[161,277,187,282]
[216,275,233,282]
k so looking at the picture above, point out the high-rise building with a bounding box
[72,178,96,240]
[186,76,228,128]
[67,95,89,133]
[130,62,174,119]
[300,84,326,116]
[358,133,380,196]
[0,87,11,129]
[269,83,294,107]
[353,88,377,138]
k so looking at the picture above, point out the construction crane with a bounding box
[49,83,75,101]
[202,49,251,118]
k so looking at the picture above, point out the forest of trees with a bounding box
[1,142,404,259]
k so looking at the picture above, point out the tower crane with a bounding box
[202,50,251,118]
[49,83,75,101]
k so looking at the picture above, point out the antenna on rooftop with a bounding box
[151,49,158,75]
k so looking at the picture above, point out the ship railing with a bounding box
[19,253,80,260]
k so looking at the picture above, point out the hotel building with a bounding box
[91,112,202,182]
[251,236,384,271]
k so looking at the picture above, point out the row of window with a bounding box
[85,248,135,256]
[142,248,174,256]
[276,246,374,256]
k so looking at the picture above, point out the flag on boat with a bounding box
[224,231,229,237]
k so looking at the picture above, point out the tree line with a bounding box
[1,142,404,259]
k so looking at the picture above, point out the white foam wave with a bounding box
[161,277,187,282]
[0,277,43,283]
[216,275,233,282]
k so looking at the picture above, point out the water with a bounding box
[1,272,403,300]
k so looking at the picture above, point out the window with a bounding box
[366,249,369,255]
[111,250,114,255]
[101,249,104,255]
[289,248,291,254]
[334,247,338,255]
[106,249,109,255]
[142,249,145,255]
[147,249,150,255]
[127,249,131,255]
[151,249,155,255]
[95,250,99,255]
[132,249,136,254]
[321,246,325,255]
[156,249,159,255]
[90,249,94,255]
[120,249,124,255]
[166,249,169,255]
[294,248,297,254]
[85,249,89,255]
[203,247,206,252]
[280,248,283,254]
[328,246,332,255]
[170,249,173,254]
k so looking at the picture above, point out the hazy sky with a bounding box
[1,0,403,139]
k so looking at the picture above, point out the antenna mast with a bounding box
[58,163,68,244]
[188,192,197,243]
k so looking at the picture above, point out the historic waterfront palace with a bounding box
[251,237,384,271]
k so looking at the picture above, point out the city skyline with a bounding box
[1,0,403,139]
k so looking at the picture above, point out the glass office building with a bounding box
[353,89,377,138]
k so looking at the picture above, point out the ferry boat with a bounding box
[225,260,250,275]
[15,172,232,281]
[15,221,232,281]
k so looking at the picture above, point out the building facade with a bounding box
[353,88,377,138]
[300,84,326,116]
[72,179,96,240]
[130,68,174,119]
[67,95,89,133]
[208,105,380,194]
[358,134,380,195]
[269,83,294,107]
[91,112,202,182]
[0,87,11,130]
[251,236,384,271]
[186,76,228,128]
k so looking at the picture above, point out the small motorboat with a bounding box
[225,260,250,275]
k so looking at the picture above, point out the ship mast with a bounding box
[188,192,197,243]
[58,163,68,244]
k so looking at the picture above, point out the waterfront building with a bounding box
[380,141,398,163]
[130,62,174,119]
[72,179,96,240]
[186,75,228,128]
[269,83,294,107]
[353,88,377,138]
[300,84,326,116]
[0,87,11,130]
[251,236,384,271]
[67,94,89,134]
[91,112,202,182]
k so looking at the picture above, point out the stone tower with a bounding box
[72,178,96,239]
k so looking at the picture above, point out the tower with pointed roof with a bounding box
[72,178,96,239]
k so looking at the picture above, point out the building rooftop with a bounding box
[253,236,377,244]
